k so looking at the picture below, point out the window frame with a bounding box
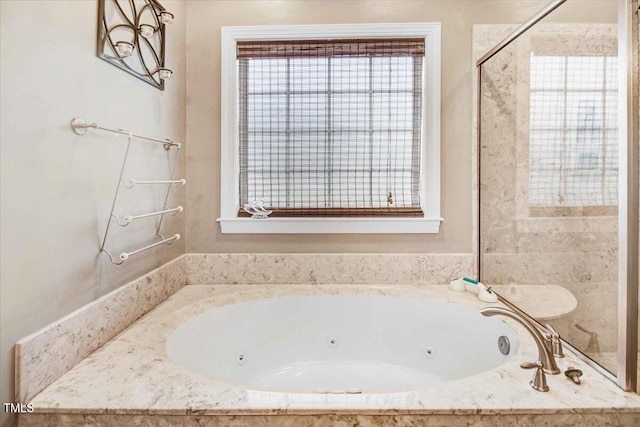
[218,23,442,234]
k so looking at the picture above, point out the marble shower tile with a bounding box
[481,252,617,285]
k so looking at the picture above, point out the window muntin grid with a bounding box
[529,54,618,209]
[237,40,424,217]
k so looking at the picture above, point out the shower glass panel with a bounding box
[478,1,619,376]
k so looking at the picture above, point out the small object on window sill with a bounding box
[243,200,272,219]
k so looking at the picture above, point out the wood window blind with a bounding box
[237,38,425,217]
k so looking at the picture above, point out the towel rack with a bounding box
[71,117,185,265]
[70,117,179,150]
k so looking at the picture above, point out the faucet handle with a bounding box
[520,361,542,369]
[545,324,565,358]
[521,361,549,392]
[565,367,583,384]
[545,323,559,337]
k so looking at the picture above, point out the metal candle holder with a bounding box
[97,0,173,90]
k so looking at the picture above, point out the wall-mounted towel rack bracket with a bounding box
[71,117,185,265]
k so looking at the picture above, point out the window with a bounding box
[219,24,441,233]
[529,54,618,215]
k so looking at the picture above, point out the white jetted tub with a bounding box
[166,295,518,393]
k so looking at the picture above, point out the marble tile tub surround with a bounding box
[20,285,640,427]
[186,253,474,285]
[14,253,471,408]
[15,255,187,404]
[18,413,640,427]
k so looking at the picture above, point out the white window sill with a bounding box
[217,217,443,234]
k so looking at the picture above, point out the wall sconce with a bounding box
[97,0,173,90]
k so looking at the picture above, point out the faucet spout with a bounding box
[481,307,560,375]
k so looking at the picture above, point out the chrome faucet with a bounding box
[481,307,560,392]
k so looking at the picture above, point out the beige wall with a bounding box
[185,0,555,254]
[0,1,186,425]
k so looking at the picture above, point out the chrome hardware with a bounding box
[481,307,560,376]
[546,324,564,358]
[536,323,564,358]
[498,335,511,355]
[565,367,583,384]
[521,360,549,392]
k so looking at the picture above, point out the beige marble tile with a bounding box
[482,252,617,285]
[186,253,473,285]
[17,413,640,427]
[15,255,187,403]
[20,285,640,425]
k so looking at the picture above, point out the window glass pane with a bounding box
[371,57,413,91]
[247,94,287,131]
[530,92,564,129]
[290,57,328,93]
[372,93,413,130]
[605,56,618,90]
[566,56,604,90]
[331,57,369,92]
[239,39,423,215]
[566,92,603,130]
[529,55,617,208]
[290,94,328,130]
[605,91,618,129]
[247,59,287,93]
[530,55,565,90]
[331,93,369,131]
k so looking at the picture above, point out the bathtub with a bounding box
[21,284,640,427]
[166,294,519,393]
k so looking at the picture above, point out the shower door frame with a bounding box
[475,0,639,392]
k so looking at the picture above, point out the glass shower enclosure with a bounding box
[476,0,639,391]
